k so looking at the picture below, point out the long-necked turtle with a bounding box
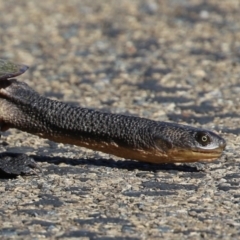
[0,59,226,175]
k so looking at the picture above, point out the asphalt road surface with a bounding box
[0,1,240,239]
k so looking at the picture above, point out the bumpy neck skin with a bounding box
[0,79,226,163]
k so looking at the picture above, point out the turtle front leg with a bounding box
[0,125,41,175]
[0,152,41,175]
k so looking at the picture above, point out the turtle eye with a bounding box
[195,132,211,146]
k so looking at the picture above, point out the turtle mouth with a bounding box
[167,145,226,162]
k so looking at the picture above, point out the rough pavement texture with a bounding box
[0,0,240,239]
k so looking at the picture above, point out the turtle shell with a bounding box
[0,59,29,80]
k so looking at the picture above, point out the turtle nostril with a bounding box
[219,139,226,149]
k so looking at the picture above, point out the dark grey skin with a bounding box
[0,60,226,175]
